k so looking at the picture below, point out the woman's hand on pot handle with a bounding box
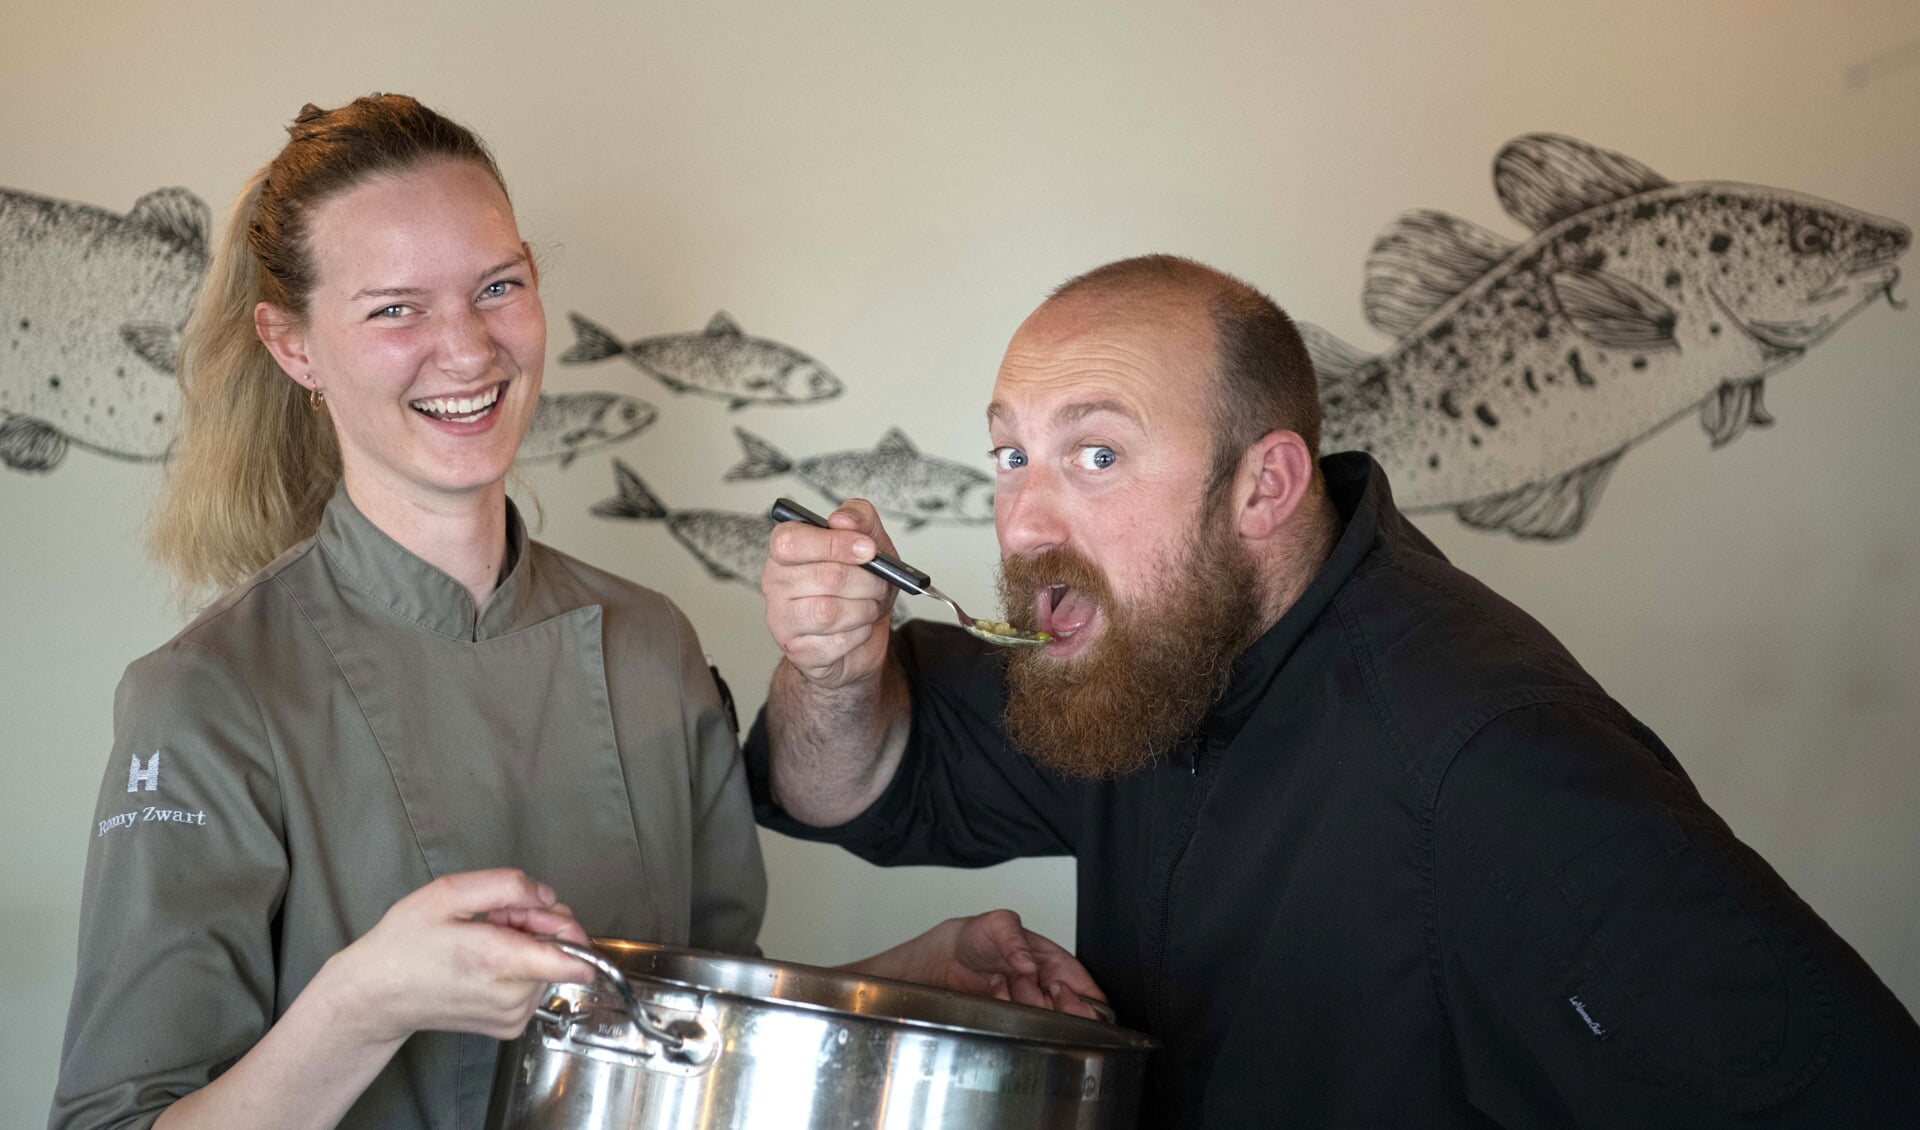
[317,867,596,1045]
[844,909,1110,1020]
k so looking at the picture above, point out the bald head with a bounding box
[1041,255,1323,497]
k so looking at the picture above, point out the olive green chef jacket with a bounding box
[53,488,767,1130]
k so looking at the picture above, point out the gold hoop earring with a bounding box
[309,385,324,412]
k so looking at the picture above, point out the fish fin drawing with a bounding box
[1364,209,1518,337]
[1706,287,1806,364]
[705,311,744,338]
[1299,323,1393,417]
[874,427,918,456]
[724,427,793,481]
[698,557,741,582]
[1548,269,1680,350]
[1493,134,1671,233]
[901,516,928,531]
[1454,449,1624,540]
[591,459,669,520]
[126,187,210,253]
[0,415,70,472]
[558,449,578,469]
[730,398,751,411]
[1698,378,1773,448]
[560,313,627,364]
[119,322,182,374]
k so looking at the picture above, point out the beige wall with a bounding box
[5,1,1918,1121]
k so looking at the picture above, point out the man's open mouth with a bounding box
[1038,583,1096,639]
[410,381,505,423]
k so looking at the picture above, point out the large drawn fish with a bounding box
[593,460,776,584]
[517,391,656,466]
[1304,134,1910,539]
[723,426,995,528]
[1,185,209,472]
[560,311,844,410]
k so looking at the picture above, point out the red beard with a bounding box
[997,506,1264,780]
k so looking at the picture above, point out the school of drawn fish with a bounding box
[4,131,1909,582]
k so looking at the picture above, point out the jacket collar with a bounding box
[1201,451,1402,746]
[315,484,530,642]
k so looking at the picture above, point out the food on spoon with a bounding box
[974,618,1050,642]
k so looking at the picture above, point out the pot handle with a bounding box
[546,939,687,1052]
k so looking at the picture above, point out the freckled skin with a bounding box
[1321,183,1910,509]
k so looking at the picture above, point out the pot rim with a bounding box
[582,937,1160,1053]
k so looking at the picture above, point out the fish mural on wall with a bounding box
[1,185,209,472]
[595,459,920,626]
[1305,133,1910,540]
[2,185,655,476]
[724,426,995,528]
[561,311,845,410]
[594,460,778,584]
[518,391,657,466]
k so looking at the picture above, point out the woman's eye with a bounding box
[1073,445,1118,471]
[990,446,1028,471]
[482,279,517,299]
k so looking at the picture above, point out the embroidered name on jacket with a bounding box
[98,807,208,837]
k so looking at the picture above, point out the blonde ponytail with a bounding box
[149,172,340,602]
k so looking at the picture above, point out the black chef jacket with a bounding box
[746,453,1920,1128]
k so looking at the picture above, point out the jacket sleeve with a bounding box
[1432,700,1920,1128]
[669,605,767,955]
[744,620,1082,868]
[51,641,288,1130]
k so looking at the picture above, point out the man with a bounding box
[748,255,1920,1126]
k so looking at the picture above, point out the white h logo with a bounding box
[127,751,160,793]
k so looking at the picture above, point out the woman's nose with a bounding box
[438,306,494,376]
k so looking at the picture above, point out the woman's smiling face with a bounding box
[268,157,546,509]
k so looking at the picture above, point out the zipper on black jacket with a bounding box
[1148,741,1219,1032]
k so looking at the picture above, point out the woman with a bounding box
[53,94,1103,1130]
[51,95,765,1129]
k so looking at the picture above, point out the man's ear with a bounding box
[254,302,313,391]
[1235,430,1316,541]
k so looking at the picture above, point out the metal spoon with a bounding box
[770,498,1050,647]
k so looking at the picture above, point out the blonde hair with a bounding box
[150,95,505,600]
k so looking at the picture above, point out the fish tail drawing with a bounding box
[723,427,793,481]
[559,313,627,365]
[1299,323,1393,419]
[591,459,669,521]
[0,415,69,472]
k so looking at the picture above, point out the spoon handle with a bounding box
[770,498,933,595]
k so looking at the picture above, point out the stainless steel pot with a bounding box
[484,938,1157,1130]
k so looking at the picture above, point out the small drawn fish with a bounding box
[724,426,995,528]
[1304,134,1910,540]
[560,311,844,410]
[593,460,776,585]
[517,391,657,466]
[1,185,210,472]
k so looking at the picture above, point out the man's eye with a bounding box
[371,304,411,319]
[1073,445,1118,471]
[990,446,1028,471]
